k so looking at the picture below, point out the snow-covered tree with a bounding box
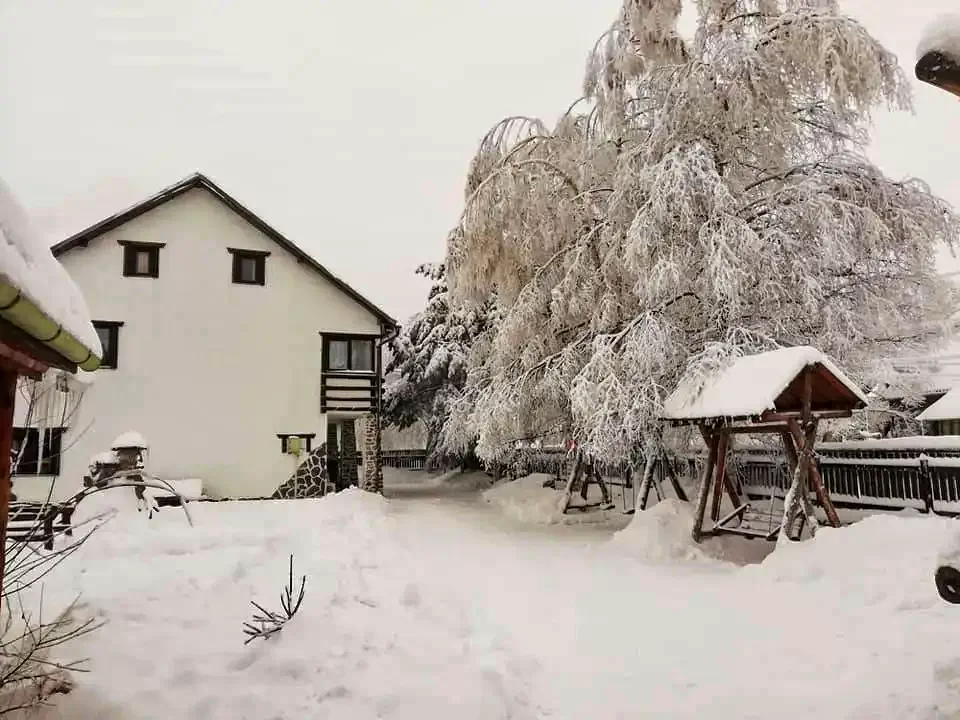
[383,261,492,463]
[443,0,960,465]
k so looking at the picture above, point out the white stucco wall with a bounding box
[15,188,383,501]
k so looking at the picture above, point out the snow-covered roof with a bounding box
[661,346,868,422]
[818,435,960,452]
[917,14,960,61]
[89,450,119,467]
[112,431,149,450]
[917,387,960,422]
[0,177,101,354]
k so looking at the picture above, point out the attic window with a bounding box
[228,248,269,285]
[119,241,164,278]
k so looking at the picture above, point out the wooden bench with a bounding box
[6,502,74,550]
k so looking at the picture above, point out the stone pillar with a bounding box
[360,413,383,494]
[341,419,359,489]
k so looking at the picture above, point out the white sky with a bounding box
[1,1,958,323]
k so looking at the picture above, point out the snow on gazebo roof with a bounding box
[661,346,869,423]
[917,387,960,422]
[0,177,101,357]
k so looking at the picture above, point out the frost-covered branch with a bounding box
[242,555,306,645]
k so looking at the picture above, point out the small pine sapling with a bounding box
[242,555,306,645]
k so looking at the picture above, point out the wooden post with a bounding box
[699,427,740,514]
[637,451,658,511]
[559,451,584,513]
[591,465,612,507]
[786,418,839,527]
[691,429,720,543]
[663,454,689,502]
[0,369,17,607]
[579,459,591,502]
[711,432,730,522]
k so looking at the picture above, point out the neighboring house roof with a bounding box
[662,346,868,422]
[917,386,960,422]
[0,177,101,372]
[51,172,398,331]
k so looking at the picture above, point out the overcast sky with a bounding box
[1,1,958,324]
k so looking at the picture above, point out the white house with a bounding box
[13,172,397,501]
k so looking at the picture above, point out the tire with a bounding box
[936,565,960,604]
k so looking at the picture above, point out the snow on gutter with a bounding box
[917,14,960,98]
[0,281,101,371]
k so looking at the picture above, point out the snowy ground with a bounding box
[20,469,960,719]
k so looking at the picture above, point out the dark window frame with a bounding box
[92,320,124,369]
[12,427,65,476]
[228,247,270,286]
[322,334,377,373]
[119,240,164,278]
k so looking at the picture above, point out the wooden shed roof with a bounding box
[661,346,868,426]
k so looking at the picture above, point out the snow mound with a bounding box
[44,486,539,719]
[482,474,566,524]
[607,499,711,564]
[745,513,956,609]
[918,13,960,61]
[0,177,100,352]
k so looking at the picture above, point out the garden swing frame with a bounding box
[659,348,868,543]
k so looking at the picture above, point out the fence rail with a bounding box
[382,441,960,516]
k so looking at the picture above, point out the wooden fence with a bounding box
[382,439,960,516]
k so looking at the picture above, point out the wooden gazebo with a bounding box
[0,179,101,602]
[660,346,868,543]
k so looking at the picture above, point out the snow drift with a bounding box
[607,498,711,564]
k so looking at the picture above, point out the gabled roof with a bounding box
[51,172,398,330]
[917,387,960,422]
[661,346,869,423]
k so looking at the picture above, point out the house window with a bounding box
[12,427,64,476]
[119,241,163,278]
[93,320,123,369]
[228,248,269,285]
[326,336,375,372]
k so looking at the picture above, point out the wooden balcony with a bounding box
[320,371,383,415]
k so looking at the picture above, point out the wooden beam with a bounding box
[711,433,729,522]
[691,429,720,543]
[0,340,46,379]
[559,450,584,514]
[760,409,852,423]
[723,424,791,435]
[787,418,840,528]
[663,455,689,502]
[0,369,16,610]
[699,427,742,519]
[0,318,74,374]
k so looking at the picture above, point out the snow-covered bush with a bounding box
[440,0,959,465]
